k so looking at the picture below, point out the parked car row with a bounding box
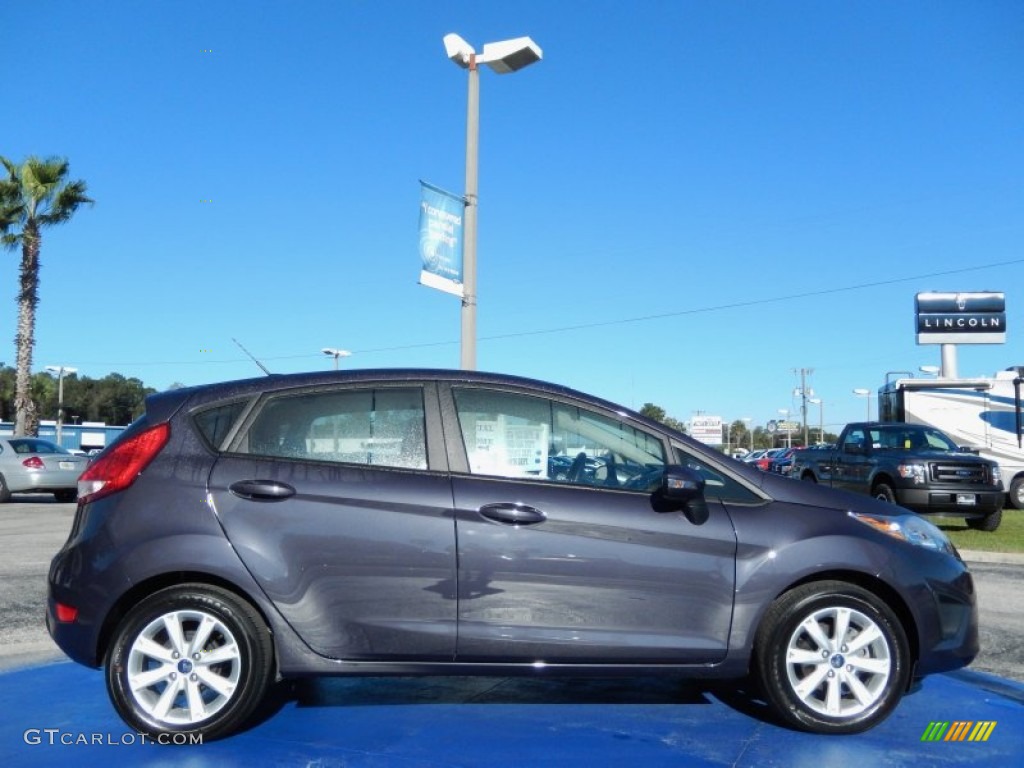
[743,447,800,474]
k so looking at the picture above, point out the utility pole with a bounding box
[795,368,814,446]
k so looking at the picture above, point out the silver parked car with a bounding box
[0,437,88,502]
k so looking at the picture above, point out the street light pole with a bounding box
[808,398,824,444]
[778,409,791,449]
[444,33,542,370]
[45,365,77,448]
[321,348,351,370]
[461,57,480,370]
[853,388,872,421]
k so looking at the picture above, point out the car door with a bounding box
[833,426,872,491]
[206,382,458,661]
[443,384,738,664]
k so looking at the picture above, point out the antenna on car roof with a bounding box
[232,337,272,376]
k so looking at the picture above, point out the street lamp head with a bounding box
[46,365,77,376]
[852,388,871,396]
[480,37,543,73]
[443,33,475,67]
[444,33,543,74]
[321,348,352,358]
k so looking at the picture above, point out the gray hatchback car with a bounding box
[47,370,978,740]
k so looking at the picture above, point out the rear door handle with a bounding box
[229,480,296,501]
[478,503,546,526]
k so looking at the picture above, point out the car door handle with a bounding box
[229,480,296,501]
[478,503,546,526]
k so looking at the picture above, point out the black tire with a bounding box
[1009,477,1024,510]
[754,580,910,734]
[800,472,817,483]
[0,474,10,503]
[966,507,1002,532]
[105,584,274,741]
[54,489,77,503]
[873,483,897,504]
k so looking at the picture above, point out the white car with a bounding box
[0,437,89,502]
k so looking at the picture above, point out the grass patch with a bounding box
[939,508,1024,554]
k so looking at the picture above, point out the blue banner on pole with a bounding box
[418,181,465,297]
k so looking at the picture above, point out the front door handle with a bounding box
[478,502,546,526]
[229,479,296,501]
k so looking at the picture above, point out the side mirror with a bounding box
[844,442,865,456]
[655,466,709,524]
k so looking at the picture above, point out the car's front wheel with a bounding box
[755,580,910,734]
[966,507,1002,532]
[873,483,897,503]
[105,584,273,741]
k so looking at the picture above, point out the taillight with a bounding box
[22,456,45,470]
[77,422,170,504]
[55,602,78,623]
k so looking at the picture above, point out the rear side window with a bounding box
[237,387,427,470]
[194,401,248,450]
[8,439,68,455]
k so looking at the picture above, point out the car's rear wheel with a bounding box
[755,580,910,734]
[105,584,273,741]
[0,474,10,503]
[54,489,77,503]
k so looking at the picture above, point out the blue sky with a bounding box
[3,0,1022,433]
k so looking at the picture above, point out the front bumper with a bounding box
[895,488,1003,516]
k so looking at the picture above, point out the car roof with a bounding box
[146,368,670,434]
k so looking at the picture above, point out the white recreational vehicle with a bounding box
[879,367,1024,509]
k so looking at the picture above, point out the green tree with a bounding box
[639,402,687,433]
[0,156,92,435]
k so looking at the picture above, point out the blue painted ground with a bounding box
[0,662,1021,767]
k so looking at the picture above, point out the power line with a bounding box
[70,256,1024,367]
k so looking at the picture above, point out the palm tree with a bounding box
[0,156,92,435]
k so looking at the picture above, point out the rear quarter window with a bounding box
[193,401,248,450]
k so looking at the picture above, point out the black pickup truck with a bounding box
[790,421,1004,531]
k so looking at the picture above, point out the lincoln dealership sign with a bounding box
[915,292,1006,344]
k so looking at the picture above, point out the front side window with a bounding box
[239,387,427,469]
[453,388,666,489]
[672,445,761,503]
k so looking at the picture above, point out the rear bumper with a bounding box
[7,470,80,492]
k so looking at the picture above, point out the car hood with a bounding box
[754,468,909,517]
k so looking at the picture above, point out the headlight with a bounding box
[896,463,927,484]
[849,511,955,555]
[990,463,1002,486]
